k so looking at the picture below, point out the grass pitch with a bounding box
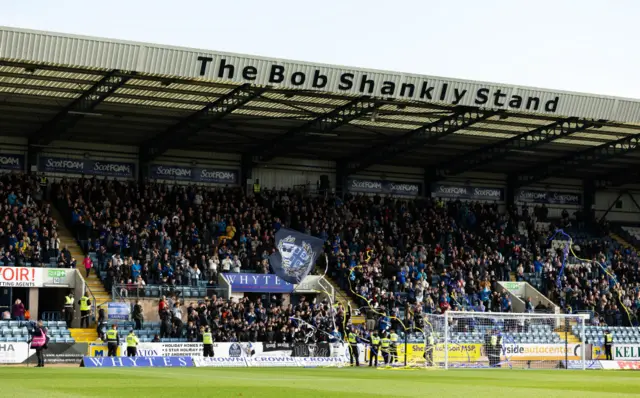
[1,367,639,397]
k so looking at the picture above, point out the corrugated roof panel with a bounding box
[5,27,640,122]
[455,130,515,139]
[250,100,327,115]
[115,87,211,103]
[0,78,86,93]
[231,108,312,119]
[35,69,103,82]
[473,122,529,134]
[350,119,418,130]
[554,138,601,146]
[105,96,202,110]
[0,86,76,99]
[572,132,625,141]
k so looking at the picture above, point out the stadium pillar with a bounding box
[241,154,253,195]
[336,160,347,198]
[137,151,149,184]
[583,179,596,226]
[27,146,39,175]
[423,168,436,199]
[506,176,516,208]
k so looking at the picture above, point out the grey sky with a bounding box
[2,0,639,99]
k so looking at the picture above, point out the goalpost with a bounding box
[405,311,589,370]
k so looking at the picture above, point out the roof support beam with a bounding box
[254,97,381,163]
[346,107,500,176]
[29,70,133,146]
[141,84,266,162]
[434,118,601,178]
[514,132,640,189]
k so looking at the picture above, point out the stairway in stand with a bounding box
[314,265,364,324]
[555,325,581,344]
[610,233,636,252]
[69,328,100,343]
[50,206,111,324]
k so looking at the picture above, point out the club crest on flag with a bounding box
[278,235,315,279]
[270,228,324,284]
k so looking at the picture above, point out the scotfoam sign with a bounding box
[0,153,24,171]
[86,160,135,178]
[347,179,422,196]
[431,183,504,201]
[516,189,581,205]
[195,168,238,184]
[39,156,84,173]
[149,164,238,184]
[38,156,135,178]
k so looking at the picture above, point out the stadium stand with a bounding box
[44,172,640,345]
[2,27,640,356]
[0,320,74,343]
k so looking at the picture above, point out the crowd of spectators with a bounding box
[46,175,640,333]
[154,293,345,343]
[0,174,64,268]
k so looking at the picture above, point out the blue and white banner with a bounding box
[431,183,504,201]
[82,356,194,368]
[0,153,25,171]
[149,164,238,184]
[222,273,294,293]
[107,302,130,320]
[38,156,135,178]
[269,228,324,285]
[245,356,300,367]
[347,178,422,196]
[564,360,602,370]
[193,357,248,367]
[516,189,581,205]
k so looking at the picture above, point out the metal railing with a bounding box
[111,284,226,300]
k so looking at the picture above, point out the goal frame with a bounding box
[438,311,589,370]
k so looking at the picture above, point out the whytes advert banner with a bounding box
[431,184,504,201]
[38,156,135,178]
[347,179,422,196]
[149,165,239,185]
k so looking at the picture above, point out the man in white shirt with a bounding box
[222,256,232,272]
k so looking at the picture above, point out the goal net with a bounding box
[395,311,588,369]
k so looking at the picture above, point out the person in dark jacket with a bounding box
[29,320,48,367]
[133,301,144,330]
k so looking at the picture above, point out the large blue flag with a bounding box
[269,228,324,284]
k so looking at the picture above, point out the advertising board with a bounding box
[0,342,30,364]
[612,344,640,360]
[0,267,42,287]
[106,302,130,321]
[501,343,582,360]
[81,356,193,368]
